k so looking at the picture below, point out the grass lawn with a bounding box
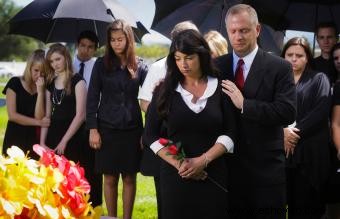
[0,80,158,219]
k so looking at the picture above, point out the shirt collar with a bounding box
[175,76,217,99]
[74,55,93,66]
[232,46,258,73]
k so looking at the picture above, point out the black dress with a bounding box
[46,74,87,163]
[2,77,39,158]
[286,70,331,218]
[86,57,148,174]
[143,80,236,219]
[327,81,340,203]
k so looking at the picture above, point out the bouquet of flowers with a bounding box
[0,145,101,219]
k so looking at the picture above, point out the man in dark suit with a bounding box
[215,4,296,219]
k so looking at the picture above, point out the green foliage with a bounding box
[136,44,169,60]
[117,174,157,218]
[0,76,10,86]
[0,107,6,149]
[0,0,41,61]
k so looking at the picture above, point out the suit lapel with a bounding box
[225,55,234,81]
[243,49,265,98]
[215,54,234,80]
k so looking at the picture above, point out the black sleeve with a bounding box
[86,58,103,129]
[72,73,85,87]
[296,73,331,137]
[296,73,331,138]
[333,81,340,106]
[2,77,20,95]
[142,90,163,147]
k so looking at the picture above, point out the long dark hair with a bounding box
[104,19,137,76]
[281,37,313,71]
[157,29,218,118]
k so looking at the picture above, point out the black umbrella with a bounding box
[151,0,284,54]
[8,0,149,45]
[152,0,229,38]
[245,0,340,33]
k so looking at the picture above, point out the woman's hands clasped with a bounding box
[178,155,208,180]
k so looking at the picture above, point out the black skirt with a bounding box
[95,127,142,174]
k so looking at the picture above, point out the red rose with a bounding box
[168,145,178,155]
[159,138,169,145]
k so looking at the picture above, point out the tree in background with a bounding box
[0,0,40,61]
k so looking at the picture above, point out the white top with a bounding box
[73,55,97,90]
[138,57,167,102]
[150,76,234,154]
[175,76,217,113]
[232,46,258,80]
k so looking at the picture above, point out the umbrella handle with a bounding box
[107,9,116,20]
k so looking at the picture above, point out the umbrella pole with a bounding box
[93,20,99,40]
[46,20,57,43]
[106,8,142,43]
[313,33,316,57]
[219,0,226,33]
[312,3,319,57]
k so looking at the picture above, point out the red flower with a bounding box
[168,145,178,155]
[159,138,169,145]
[33,144,91,217]
[160,138,185,164]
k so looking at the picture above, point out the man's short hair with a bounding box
[77,30,99,48]
[315,22,338,38]
[225,4,259,26]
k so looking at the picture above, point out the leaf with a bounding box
[176,142,182,150]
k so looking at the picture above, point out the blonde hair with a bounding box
[225,4,259,26]
[204,30,229,57]
[22,49,45,92]
[170,21,199,39]
[45,43,74,94]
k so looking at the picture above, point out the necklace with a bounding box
[52,87,65,105]
[51,87,65,115]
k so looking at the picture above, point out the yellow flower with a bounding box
[0,145,99,218]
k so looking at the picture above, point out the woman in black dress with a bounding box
[282,37,331,219]
[86,19,148,218]
[40,43,87,164]
[327,42,340,219]
[41,43,101,208]
[143,29,236,219]
[2,49,49,158]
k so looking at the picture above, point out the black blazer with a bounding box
[215,49,297,186]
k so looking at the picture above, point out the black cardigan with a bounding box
[86,57,148,130]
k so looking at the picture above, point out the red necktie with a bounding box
[235,59,245,91]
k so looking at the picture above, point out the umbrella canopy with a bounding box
[152,0,228,38]
[245,0,340,33]
[8,0,149,46]
[151,0,284,54]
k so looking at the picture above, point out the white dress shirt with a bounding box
[232,46,258,81]
[73,56,97,90]
[138,57,167,102]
